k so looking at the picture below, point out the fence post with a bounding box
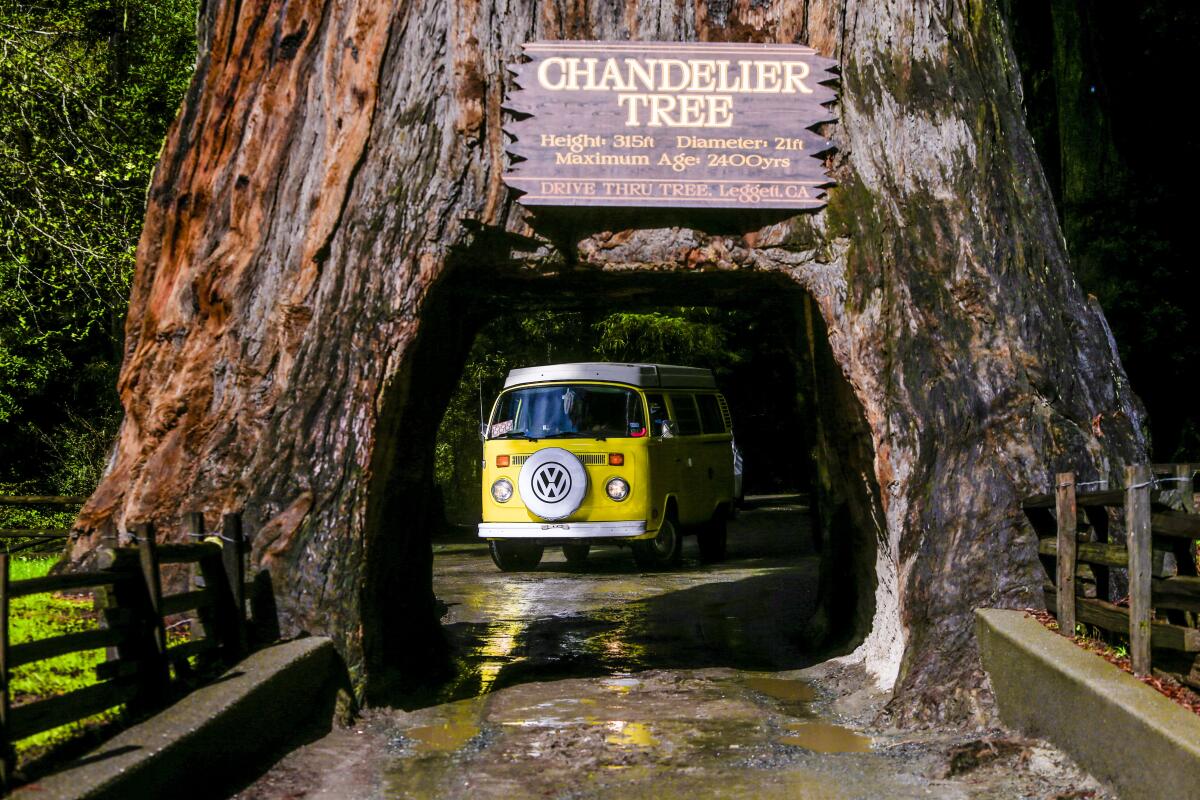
[1171,465,1197,585]
[197,553,243,661]
[222,513,247,652]
[136,523,164,648]
[1178,463,1196,515]
[185,513,222,665]
[1082,505,1111,601]
[1056,472,1077,636]
[1127,464,1153,676]
[184,511,206,549]
[1,554,13,788]
[132,523,169,702]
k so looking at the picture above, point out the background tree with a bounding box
[0,0,197,506]
[1006,0,1200,458]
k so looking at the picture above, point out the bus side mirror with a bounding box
[659,420,678,438]
[479,422,489,441]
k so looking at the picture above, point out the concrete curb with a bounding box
[12,636,350,800]
[976,608,1200,799]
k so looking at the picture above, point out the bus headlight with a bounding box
[491,478,514,503]
[605,477,630,501]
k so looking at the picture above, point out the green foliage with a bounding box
[0,499,75,548]
[0,0,198,489]
[594,310,732,366]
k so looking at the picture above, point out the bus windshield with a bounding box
[488,384,647,440]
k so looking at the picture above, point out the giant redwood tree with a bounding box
[69,0,1145,722]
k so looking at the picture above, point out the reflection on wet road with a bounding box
[432,493,820,703]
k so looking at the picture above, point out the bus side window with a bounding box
[645,393,669,435]
[668,394,702,436]
[697,394,726,434]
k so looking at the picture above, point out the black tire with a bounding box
[489,540,544,572]
[562,543,591,565]
[697,515,728,563]
[631,516,682,569]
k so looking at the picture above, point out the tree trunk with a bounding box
[69,0,1145,723]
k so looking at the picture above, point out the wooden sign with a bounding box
[503,41,838,210]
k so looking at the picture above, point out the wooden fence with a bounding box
[1023,462,1200,682]
[0,512,249,787]
[0,496,86,555]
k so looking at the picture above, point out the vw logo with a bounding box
[531,462,572,503]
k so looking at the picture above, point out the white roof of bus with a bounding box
[503,362,716,390]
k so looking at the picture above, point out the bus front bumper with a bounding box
[478,521,648,540]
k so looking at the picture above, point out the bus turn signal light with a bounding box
[496,455,510,467]
[608,453,624,466]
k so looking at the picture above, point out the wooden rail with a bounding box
[0,495,81,556]
[1025,462,1200,680]
[0,497,89,508]
[0,511,251,787]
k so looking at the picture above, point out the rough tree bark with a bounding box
[69,0,1144,723]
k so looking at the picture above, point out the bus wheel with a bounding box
[489,541,544,572]
[562,543,591,565]
[632,516,682,570]
[698,515,728,564]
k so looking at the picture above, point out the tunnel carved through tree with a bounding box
[66,0,1145,723]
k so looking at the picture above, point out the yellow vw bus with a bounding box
[479,363,736,571]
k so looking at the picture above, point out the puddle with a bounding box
[743,676,816,704]
[406,701,483,753]
[779,721,872,753]
[601,675,639,694]
[498,699,597,730]
[501,716,571,729]
[605,720,659,747]
[407,719,479,753]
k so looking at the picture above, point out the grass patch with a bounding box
[6,556,121,761]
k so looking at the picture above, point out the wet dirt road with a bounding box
[428,493,824,701]
[236,496,1109,799]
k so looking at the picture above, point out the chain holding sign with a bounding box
[503,41,838,210]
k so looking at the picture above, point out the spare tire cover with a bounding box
[518,447,589,521]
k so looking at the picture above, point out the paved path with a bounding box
[236,497,1109,799]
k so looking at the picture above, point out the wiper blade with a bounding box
[495,431,532,439]
[539,432,586,439]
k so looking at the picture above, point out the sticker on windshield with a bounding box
[491,419,514,437]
